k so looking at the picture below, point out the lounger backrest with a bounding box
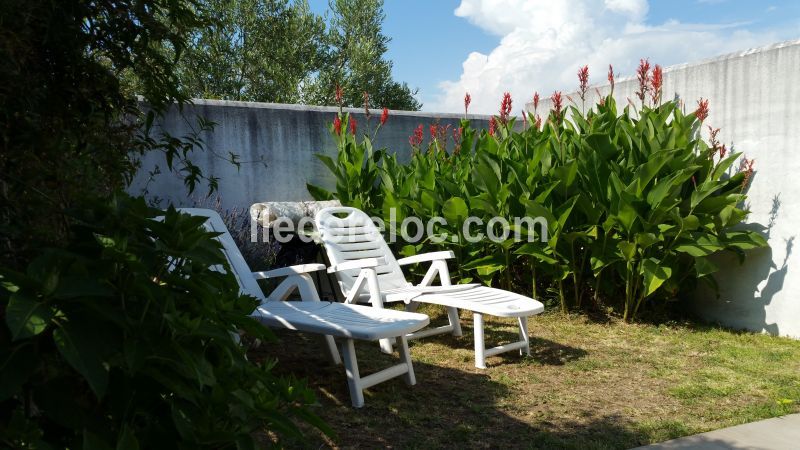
[315,207,411,298]
[177,208,267,302]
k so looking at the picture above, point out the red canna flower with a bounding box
[719,144,728,159]
[551,91,563,124]
[533,92,540,112]
[635,58,650,105]
[608,64,615,91]
[695,98,709,122]
[649,64,663,105]
[409,124,424,146]
[577,65,590,103]
[499,92,512,124]
[534,114,542,130]
[489,116,497,136]
[464,92,472,117]
[335,84,343,106]
[349,117,357,135]
[333,115,342,135]
[430,124,438,140]
[380,107,389,126]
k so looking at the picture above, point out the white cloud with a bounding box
[427,0,790,114]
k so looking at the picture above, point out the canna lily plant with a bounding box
[309,66,767,321]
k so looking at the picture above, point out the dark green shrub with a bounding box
[0,194,326,448]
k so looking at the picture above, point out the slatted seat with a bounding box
[315,207,546,369]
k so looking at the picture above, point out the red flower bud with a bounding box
[380,107,389,126]
[577,65,589,102]
[349,117,357,135]
[635,58,650,104]
[695,98,709,122]
[409,124,424,146]
[533,92,540,112]
[499,92,512,124]
[464,92,472,116]
[333,116,342,135]
[608,64,615,90]
[489,116,497,136]
[649,64,663,105]
[551,91,563,124]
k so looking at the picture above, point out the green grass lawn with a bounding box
[252,306,800,449]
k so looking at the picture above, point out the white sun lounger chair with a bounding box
[179,208,429,407]
[314,207,545,368]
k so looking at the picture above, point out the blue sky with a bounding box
[309,0,800,113]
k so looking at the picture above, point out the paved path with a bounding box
[636,414,800,450]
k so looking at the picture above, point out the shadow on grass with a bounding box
[252,330,643,449]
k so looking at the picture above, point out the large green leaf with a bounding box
[514,243,558,264]
[694,256,719,277]
[54,322,109,398]
[641,258,672,297]
[442,197,469,223]
[675,234,724,256]
[5,292,54,340]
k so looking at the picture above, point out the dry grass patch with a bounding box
[251,306,800,449]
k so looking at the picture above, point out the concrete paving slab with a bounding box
[635,414,800,450]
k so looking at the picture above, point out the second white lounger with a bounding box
[315,206,545,369]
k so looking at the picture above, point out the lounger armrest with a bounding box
[397,251,455,266]
[327,257,386,274]
[253,263,327,280]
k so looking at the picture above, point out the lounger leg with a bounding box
[446,307,463,337]
[474,313,486,369]
[518,316,530,356]
[321,335,342,365]
[396,335,416,386]
[379,338,394,354]
[341,339,365,408]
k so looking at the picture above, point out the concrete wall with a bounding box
[529,39,800,338]
[130,101,489,208]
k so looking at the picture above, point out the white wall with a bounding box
[130,101,489,209]
[530,40,800,338]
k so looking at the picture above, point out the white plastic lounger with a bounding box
[314,207,545,369]
[179,208,429,407]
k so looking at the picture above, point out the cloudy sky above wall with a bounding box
[308,0,800,114]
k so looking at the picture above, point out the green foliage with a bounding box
[302,0,422,110]
[310,96,767,320]
[1,0,329,446]
[0,194,327,448]
[174,0,421,110]
[178,0,327,103]
[0,0,218,266]
[307,113,386,211]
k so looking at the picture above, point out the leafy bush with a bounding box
[309,71,767,320]
[0,194,327,448]
[1,1,328,447]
